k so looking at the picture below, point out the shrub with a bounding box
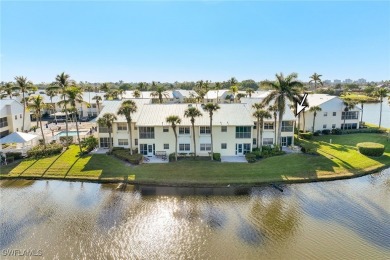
[322,129,331,135]
[252,150,262,159]
[331,128,342,135]
[342,128,386,134]
[5,152,23,160]
[27,143,63,158]
[245,152,257,163]
[300,132,313,140]
[112,147,125,151]
[169,153,176,162]
[357,142,385,157]
[111,149,144,164]
[213,153,221,161]
[313,130,321,136]
[60,136,73,145]
[81,136,98,153]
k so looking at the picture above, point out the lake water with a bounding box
[361,101,390,128]
[1,169,389,259]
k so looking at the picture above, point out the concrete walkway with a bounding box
[221,156,247,163]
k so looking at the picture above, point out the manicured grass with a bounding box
[1,133,389,185]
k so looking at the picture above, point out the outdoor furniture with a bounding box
[155,151,167,160]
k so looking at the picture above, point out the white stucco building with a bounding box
[0,99,31,137]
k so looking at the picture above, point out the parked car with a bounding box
[79,117,90,122]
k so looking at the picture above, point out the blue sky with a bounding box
[1,1,389,83]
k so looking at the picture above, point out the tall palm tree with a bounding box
[246,88,254,98]
[359,100,366,126]
[228,77,238,87]
[117,100,137,155]
[14,76,34,131]
[184,107,202,156]
[342,100,357,131]
[97,113,117,153]
[92,95,102,115]
[203,103,220,160]
[374,87,388,128]
[63,86,84,152]
[309,73,323,89]
[27,95,46,147]
[268,105,278,144]
[137,82,148,91]
[309,106,322,132]
[51,72,73,140]
[261,73,302,148]
[45,88,58,120]
[166,115,181,161]
[133,89,141,98]
[151,86,169,104]
[83,84,94,116]
[253,109,271,151]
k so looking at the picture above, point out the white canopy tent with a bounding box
[0,132,39,156]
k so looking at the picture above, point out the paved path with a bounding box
[221,156,247,163]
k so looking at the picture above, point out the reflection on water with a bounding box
[361,102,390,128]
[1,169,389,259]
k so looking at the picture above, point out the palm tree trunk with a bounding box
[75,112,82,153]
[36,113,39,128]
[312,114,316,133]
[259,118,263,152]
[128,121,133,155]
[174,130,178,161]
[192,122,196,156]
[379,97,383,128]
[108,129,112,153]
[256,118,260,149]
[38,111,46,148]
[303,110,306,132]
[297,113,301,139]
[22,92,26,131]
[274,113,277,145]
[360,103,364,125]
[277,111,283,149]
[210,117,213,160]
[64,96,69,143]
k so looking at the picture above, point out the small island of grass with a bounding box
[1,133,389,186]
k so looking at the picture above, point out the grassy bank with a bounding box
[1,133,389,185]
[340,93,378,103]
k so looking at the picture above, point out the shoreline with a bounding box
[1,165,388,188]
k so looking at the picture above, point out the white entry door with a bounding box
[147,144,154,157]
[236,144,243,155]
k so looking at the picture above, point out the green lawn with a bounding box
[340,93,378,103]
[1,133,389,185]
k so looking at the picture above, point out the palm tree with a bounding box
[309,106,322,132]
[100,83,111,92]
[309,73,323,89]
[359,100,366,126]
[230,85,238,103]
[133,89,141,98]
[63,86,84,152]
[27,95,46,147]
[203,103,220,160]
[261,73,302,148]
[253,109,271,151]
[342,100,357,131]
[246,88,254,98]
[151,86,169,104]
[97,113,117,153]
[268,105,278,144]
[92,95,102,114]
[117,100,137,155]
[52,72,74,140]
[45,88,58,120]
[374,87,388,128]
[83,84,94,116]
[214,82,221,103]
[184,107,203,156]
[166,115,181,161]
[0,82,16,99]
[14,76,34,131]
[228,77,238,87]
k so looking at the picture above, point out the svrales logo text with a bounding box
[2,249,43,257]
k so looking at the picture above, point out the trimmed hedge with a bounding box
[343,128,386,134]
[27,144,64,158]
[322,129,331,135]
[356,142,385,157]
[213,153,221,161]
[5,152,23,160]
[300,132,313,140]
[331,128,342,135]
[245,153,257,163]
[111,149,144,164]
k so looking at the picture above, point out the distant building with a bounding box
[344,79,353,83]
[357,78,367,84]
[334,79,341,84]
[323,80,332,85]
